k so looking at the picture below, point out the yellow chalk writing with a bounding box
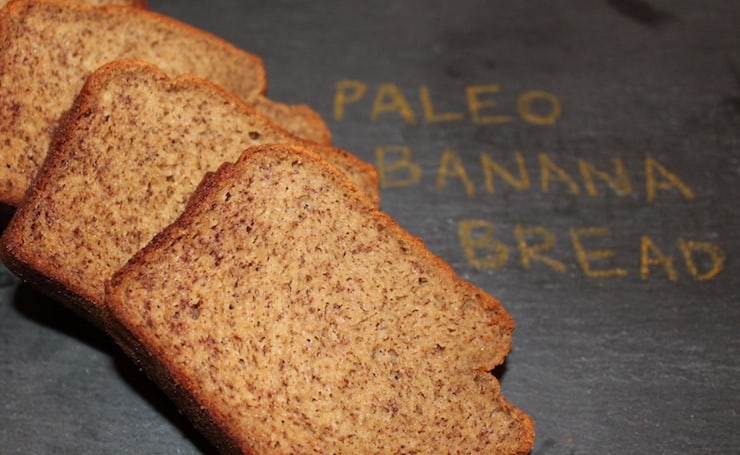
[645,157,695,203]
[420,85,465,123]
[481,152,530,194]
[369,148,703,205]
[458,219,509,269]
[578,158,632,197]
[517,90,561,125]
[333,80,366,120]
[466,84,512,124]
[569,227,628,278]
[540,154,581,195]
[678,238,726,281]
[436,149,475,196]
[514,225,566,272]
[456,220,725,282]
[640,236,678,281]
[333,80,561,125]
[371,83,417,124]
[375,145,422,188]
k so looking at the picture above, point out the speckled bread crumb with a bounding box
[105,144,535,454]
[0,0,329,206]
[0,59,376,327]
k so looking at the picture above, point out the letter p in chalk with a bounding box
[334,80,367,120]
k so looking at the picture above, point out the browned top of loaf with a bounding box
[0,59,376,326]
[0,0,268,206]
[105,144,534,454]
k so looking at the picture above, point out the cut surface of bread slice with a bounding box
[0,59,375,326]
[105,144,534,454]
[0,0,329,206]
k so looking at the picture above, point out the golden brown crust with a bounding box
[106,144,533,454]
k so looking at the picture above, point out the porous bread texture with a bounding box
[0,0,329,206]
[0,59,376,326]
[105,144,534,455]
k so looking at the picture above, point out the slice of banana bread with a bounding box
[0,59,376,326]
[0,0,329,206]
[105,143,534,454]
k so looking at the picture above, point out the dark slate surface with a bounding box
[1,0,738,453]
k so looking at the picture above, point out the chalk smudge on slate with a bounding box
[605,0,675,27]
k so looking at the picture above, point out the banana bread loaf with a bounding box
[0,59,375,327]
[0,0,329,206]
[105,143,534,454]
